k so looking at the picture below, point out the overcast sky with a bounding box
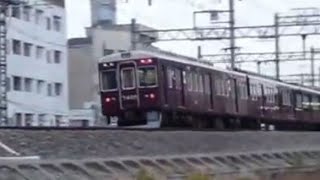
[65,0,320,80]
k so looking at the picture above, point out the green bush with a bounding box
[136,169,155,180]
[187,172,211,180]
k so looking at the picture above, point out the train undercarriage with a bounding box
[107,110,320,131]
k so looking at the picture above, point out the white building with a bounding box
[6,0,69,126]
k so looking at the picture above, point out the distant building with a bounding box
[68,23,158,126]
[90,0,116,26]
[7,0,69,126]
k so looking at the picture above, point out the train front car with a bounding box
[99,51,161,128]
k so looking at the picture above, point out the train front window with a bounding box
[121,68,135,89]
[101,70,117,91]
[138,66,157,87]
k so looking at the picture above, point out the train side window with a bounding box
[199,74,204,93]
[138,66,157,87]
[167,68,174,88]
[121,68,135,90]
[265,87,270,103]
[175,69,182,90]
[226,80,231,97]
[266,87,275,103]
[250,84,258,101]
[100,70,117,91]
[192,73,198,92]
[282,90,291,106]
[215,79,221,95]
[204,74,210,95]
[312,96,320,110]
[303,94,310,109]
[296,93,302,109]
[187,72,192,91]
[244,83,248,99]
[239,81,247,100]
[221,79,226,96]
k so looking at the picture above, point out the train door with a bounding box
[204,73,213,109]
[161,65,168,105]
[261,84,266,117]
[118,61,139,109]
[233,78,239,113]
[175,68,184,107]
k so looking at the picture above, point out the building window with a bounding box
[46,17,51,30]
[53,15,62,31]
[55,115,63,127]
[6,39,10,55]
[47,83,52,96]
[23,43,32,57]
[37,80,45,94]
[11,6,21,19]
[12,39,21,55]
[38,114,46,126]
[36,46,44,59]
[13,76,22,91]
[35,9,44,24]
[54,50,62,63]
[15,113,23,126]
[54,83,62,96]
[23,6,31,21]
[46,50,51,63]
[25,114,33,127]
[24,78,33,92]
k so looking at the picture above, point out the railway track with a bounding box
[0,126,249,131]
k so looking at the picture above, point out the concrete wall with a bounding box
[68,44,95,109]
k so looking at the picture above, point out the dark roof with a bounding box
[68,37,92,46]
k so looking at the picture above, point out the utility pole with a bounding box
[274,13,280,79]
[229,0,236,70]
[302,34,307,60]
[257,61,261,74]
[197,45,202,59]
[311,47,315,86]
[130,18,137,50]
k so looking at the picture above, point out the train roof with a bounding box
[99,50,246,77]
[100,50,320,95]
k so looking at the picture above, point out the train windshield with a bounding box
[138,66,157,87]
[100,70,117,91]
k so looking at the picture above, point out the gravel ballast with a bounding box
[0,130,320,159]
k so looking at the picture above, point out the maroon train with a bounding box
[98,50,320,130]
